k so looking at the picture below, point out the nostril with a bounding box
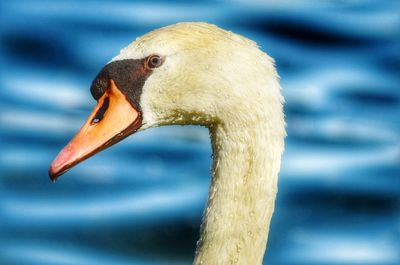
[92,117,101,124]
[91,97,110,124]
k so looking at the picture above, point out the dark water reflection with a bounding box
[1,1,399,264]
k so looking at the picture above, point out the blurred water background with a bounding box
[1,0,399,264]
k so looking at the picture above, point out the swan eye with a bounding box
[147,55,163,69]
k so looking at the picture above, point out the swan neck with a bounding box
[193,119,284,265]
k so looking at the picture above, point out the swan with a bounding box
[49,22,285,265]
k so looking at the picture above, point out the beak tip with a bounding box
[48,165,59,183]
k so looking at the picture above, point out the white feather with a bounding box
[114,22,285,265]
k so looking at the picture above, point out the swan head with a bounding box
[49,22,282,181]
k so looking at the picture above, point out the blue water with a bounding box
[1,1,399,264]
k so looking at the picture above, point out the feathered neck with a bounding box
[193,97,285,265]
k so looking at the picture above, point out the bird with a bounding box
[49,22,285,265]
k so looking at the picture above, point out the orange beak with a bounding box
[49,79,141,181]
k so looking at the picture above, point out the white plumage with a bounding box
[113,22,286,265]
